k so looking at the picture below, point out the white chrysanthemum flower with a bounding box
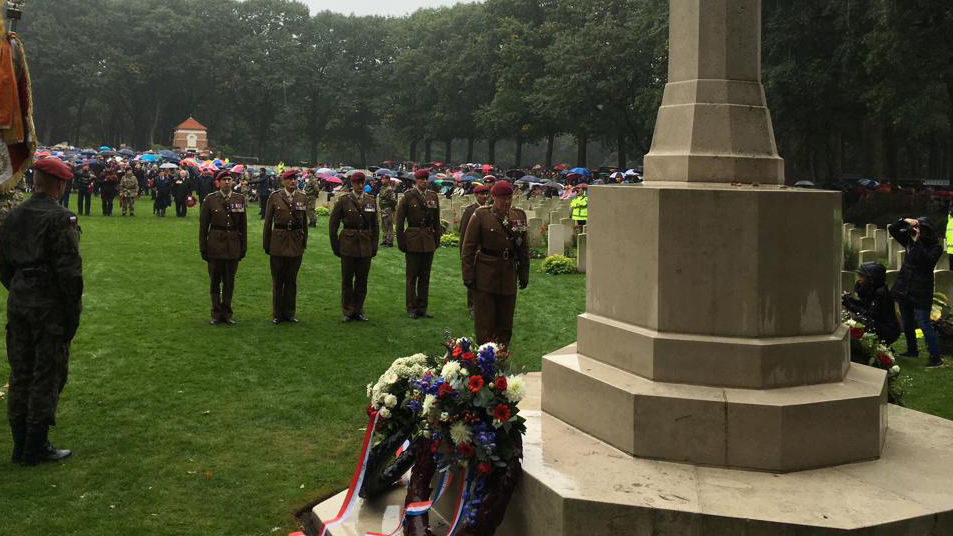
[384,394,398,408]
[505,375,525,403]
[384,372,399,385]
[366,383,373,398]
[449,422,472,445]
[378,407,391,419]
[422,394,436,415]
[478,342,500,355]
[441,361,462,380]
[890,365,900,375]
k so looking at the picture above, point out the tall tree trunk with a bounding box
[148,100,163,150]
[444,137,452,164]
[576,133,588,168]
[409,139,418,162]
[466,137,474,162]
[884,121,898,182]
[72,96,88,146]
[424,139,432,162]
[514,132,523,169]
[617,134,627,170]
[488,138,497,165]
[310,133,319,166]
[545,133,555,169]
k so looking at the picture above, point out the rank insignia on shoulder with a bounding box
[69,215,78,224]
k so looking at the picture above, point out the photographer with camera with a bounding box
[842,262,900,345]
[888,217,944,367]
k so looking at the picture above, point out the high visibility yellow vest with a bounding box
[571,195,588,221]
[946,213,953,253]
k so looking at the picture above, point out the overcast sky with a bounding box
[298,0,481,17]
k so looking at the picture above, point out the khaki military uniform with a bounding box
[458,201,483,313]
[396,187,441,316]
[460,206,530,345]
[263,188,309,321]
[304,178,321,227]
[378,186,397,246]
[329,191,379,318]
[199,190,248,322]
[119,171,140,216]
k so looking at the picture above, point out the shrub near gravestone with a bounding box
[316,205,330,217]
[440,232,460,248]
[541,255,576,275]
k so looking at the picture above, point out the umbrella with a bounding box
[316,167,334,174]
[160,163,179,170]
[610,172,624,180]
[119,149,135,157]
[570,167,592,178]
[504,169,523,179]
[375,168,395,177]
[79,149,97,156]
[99,145,112,152]
[519,175,542,183]
[793,180,816,188]
[542,182,565,191]
[324,176,343,184]
[181,158,198,166]
[139,153,160,162]
[231,164,246,174]
[35,150,51,157]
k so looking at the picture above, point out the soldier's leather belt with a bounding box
[343,224,370,230]
[275,221,303,230]
[480,248,512,260]
[407,224,430,229]
[210,224,236,232]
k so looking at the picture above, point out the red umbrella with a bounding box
[324,177,343,184]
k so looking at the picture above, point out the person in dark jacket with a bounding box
[153,171,173,216]
[196,170,216,207]
[888,217,943,367]
[843,262,901,345]
[0,158,82,465]
[173,169,192,217]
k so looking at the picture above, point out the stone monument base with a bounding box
[312,373,953,535]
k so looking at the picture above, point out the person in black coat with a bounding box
[153,171,173,217]
[196,170,216,206]
[888,217,943,367]
[172,169,192,217]
[843,262,901,345]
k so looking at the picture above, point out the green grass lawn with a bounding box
[0,195,585,536]
[1,196,951,535]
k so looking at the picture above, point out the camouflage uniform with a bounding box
[378,185,397,247]
[0,181,27,229]
[304,177,321,227]
[119,171,140,216]
[0,192,83,463]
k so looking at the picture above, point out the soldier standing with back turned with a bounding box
[0,158,82,465]
[263,170,309,324]
[199,170,248,325]
[378,177,397,247]
[460,181,530,345]
[457,183,490,315]
[330,172,379,322]
[396,170,442,318]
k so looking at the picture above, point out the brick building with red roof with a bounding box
[172,117,208,152]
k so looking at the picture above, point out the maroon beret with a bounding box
[490,181,513,196]
[350,172,366,182]
[215,170,234,181]
[33,157,72,181]
[280,169,298,181]
[473,184,489,193]
[414,170,430,180]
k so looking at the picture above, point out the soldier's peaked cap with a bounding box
[33,157,73,181]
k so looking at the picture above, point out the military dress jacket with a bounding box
[199,191,248,260]
[329,191,379,258]
[119,172,139,197]
[378,186,397,212]
[395,187,441,253]
[457,202,481,252]
[263,188,309,257]
[460,206,530,296]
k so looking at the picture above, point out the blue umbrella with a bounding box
[99,145,112,152]
[519,175,542,183]
[80,149,97,156]
[139,153,160,162]
[375,168,395,177]
[570,167,592,178]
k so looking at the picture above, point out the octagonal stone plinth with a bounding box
[583,183,847,389]
[541,345,886,473]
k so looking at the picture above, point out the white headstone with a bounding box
[577,233,587,273]
[547,224,566,256]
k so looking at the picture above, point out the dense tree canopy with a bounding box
[9,0,953,181]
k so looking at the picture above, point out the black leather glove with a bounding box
[519,280,528,290]
[332,248,341,258]
[201,251,208,261]
[464,280,475,289]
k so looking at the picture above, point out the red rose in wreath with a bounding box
[494,376,508,391]
[457,442,475,457]
[849,327,864,340]
[493,404,512,422]
[477,461,492,475]
[438,383,454,399]
[877,353,893,367]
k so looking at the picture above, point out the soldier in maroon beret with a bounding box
[329,172,379,321]
[263,169,308,324]
[0,157,83,465]
[460,179,530,345]
[458,183,491,315]
[199,170,248,325]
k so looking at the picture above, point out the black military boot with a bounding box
[23,425,71,466]
[10,421,27,464]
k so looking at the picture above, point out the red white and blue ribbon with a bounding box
[315,408,381,536]
[365,468,455,536]
[444,469,473,536]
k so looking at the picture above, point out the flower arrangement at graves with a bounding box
[403,336,526,536]
[359,353,431,499]
[845,318,906,405]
